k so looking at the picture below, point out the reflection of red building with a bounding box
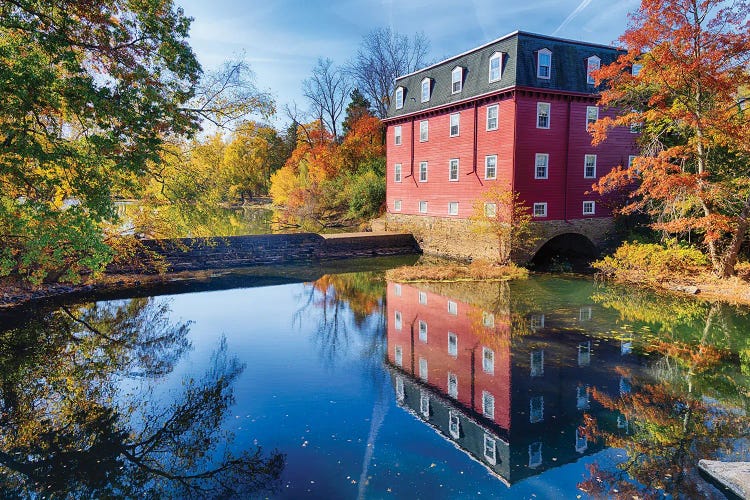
[386,281,639,484]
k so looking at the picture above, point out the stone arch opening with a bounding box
[529,233,599,272]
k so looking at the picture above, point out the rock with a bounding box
[698,459,750,498]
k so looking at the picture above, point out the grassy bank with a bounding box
[385,260,528,283]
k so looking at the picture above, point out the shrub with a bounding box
[594,240,709,281]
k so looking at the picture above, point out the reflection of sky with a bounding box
[106,281,629,498]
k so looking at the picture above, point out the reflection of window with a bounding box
[394,310,402,330]
[418,320,428,343]
[529,441,542,467]
[418,291,427,304]
[578,341,591,366]
[420,390,430,418]
[448,372,458,398]
[394,283,401,296]
[449,411,461,439]
[482,391,495,420]
[419,357,428,381]
[447,300,458,315]
[448,332,458,357]
[579,306,592,321]
[530,350,544,377]
[620,376,632,395]
[617,415,629,433]
[482,347,495,374]
[484,434,497,464]
[575,427,588,453]
[483,312,495,328]
[396,375,405,402]
[530,396,544,423]
[530,314,545,330]
[621,333,632,355]
[394,345,403,367]
[576,385,590,410]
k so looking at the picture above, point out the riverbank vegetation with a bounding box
[386,260,528,283]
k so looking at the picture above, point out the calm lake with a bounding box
[1,257,748,498]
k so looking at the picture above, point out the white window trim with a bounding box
[489,52,502,82]
[530,349,544,377]
[418,291,427,304]
[484,203,497,218]
[584,154,597,179]
[394,125,402,145]
[449,113,460,137]
[419,201,428,214]
[537,48,552,79]
[395,87,404,109]
[449,411,461,439]
[535,153,549,180]
[486,104,499,131]
[448,331,458,357]
[451,66,463,94]
[394,163,402,183]
[419,161,428,182]
[448,201,459,216]
[421,78,431,103]
[418,320,427,343]
[447,301,458,315]
[536,102,550,129]
[420,389,430,416]
[484,434,497,464]
[482,347,495,374]
[394,345,403,367]
[394,310,402,330]
[419,358,428,382]
[533,202,548,218]
[485,155,497,180]
[583,201,596,216]
[448,372,458,398]
[449,158,459,181]
[482,390,495,420]
[586,106,599,129]
[393,199,402,211]
[419,120,428,142]
[586,55,601,85]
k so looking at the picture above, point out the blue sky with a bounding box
[176,0,640,127]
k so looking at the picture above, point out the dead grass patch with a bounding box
[385,260,528,283]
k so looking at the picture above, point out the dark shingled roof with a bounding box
[386,31,623,120]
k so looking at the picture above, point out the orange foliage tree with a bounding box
[591,0,750,277]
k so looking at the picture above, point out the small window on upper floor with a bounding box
[537,49,552,79]
[451,66,463,94]
[586,106,599,130]
[421,78,431,103]
[450,113,460,137]
[632,63,642,76]
[394,125,402,145]
[537,102,550,129]
[419,120,428,142]
[486,104,499,131]
[395,87,404,109]
[586,55,601,85]
[489,52,503,82]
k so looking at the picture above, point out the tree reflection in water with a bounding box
[579,287,750,498]
[0,298,284,498]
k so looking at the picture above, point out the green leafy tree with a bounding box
[342,89,373,135]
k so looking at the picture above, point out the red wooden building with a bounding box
[384,31,638,225]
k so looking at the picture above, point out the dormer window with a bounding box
[451,66,463,94]
[421,78,431,102]
[489,52,502,82]
[632,63,643,76]
[537,49,552,79]
[395,86,404,109]
[586,55,601,85]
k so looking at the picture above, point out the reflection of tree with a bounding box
[0,299,284,498]
[579,287,750,498]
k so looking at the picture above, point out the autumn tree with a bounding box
[342,89,373,135]
[591,0,750,277]
[303,58,351,140]
[349,28,430,118]
[471,186,537,264]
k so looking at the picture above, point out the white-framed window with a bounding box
[448,202,459,216]
[621,333,633,355]
[421,78,431,102]
[419,201,428,213]
[484,434,497,464]
[537,102,550,129]
[419,120,428,142]
[484,203,497,218]
[533,202,547,218]
[448,372,458,398]
[583,201,595,216]
[529,395,544,423]
[394,283,402,296]
[419,161,428,182]
[628,155,637,169]
[535,153,549,179]
[394,310,402,330]
[394,345,403,367]
[482,347,494,374]
[395,87,404,109]
[394,163,402,182]
[483,312,495,328]
[450,113,460,137]
[451,66,463,93]
[447,300,458,315]
[617,415,629,432]
[486,104,499,131]
[584,154,596,178]
[420,390,430,417]
[576,385,590,410]
[482,390,495,420]
[485,155,497,180]
[632,63,642,76]
[620,376,632,395]
[418,291,427,304]
[489,52,502,82]
[579,306,593,321]
[449,411,461,439]
[530,350,544,377]
[586,106,599,129]
[578,341,591,366]
[537,49,552,79]
[529,441,542,468]
[630,110,642,133]
[419,358,428,381]
[448,332,458,357]
[530,313,545,329]
[395,375,405,401]
[393,199,402,211]
[394,125,402,145]
[586,55,601,85]
[575,427,588,453]
[449,158,459,181]
[418,320,427,343]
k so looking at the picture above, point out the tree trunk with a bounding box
[717,215,749,278]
